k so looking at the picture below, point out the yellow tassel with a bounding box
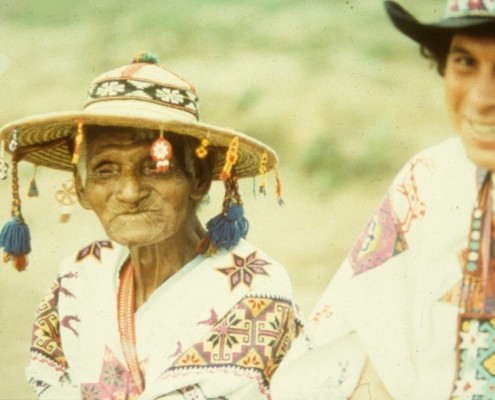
[258,151,268,195]
[195,136,210,159]
[71,119,84,165]
[219,137,239,181]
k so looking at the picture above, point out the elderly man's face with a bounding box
[445,34,495,170]
[76,128,203,247]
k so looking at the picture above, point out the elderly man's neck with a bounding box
[129,227,200,310]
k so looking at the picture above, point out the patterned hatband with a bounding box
[86,78,199,120]
[446,0,495,18]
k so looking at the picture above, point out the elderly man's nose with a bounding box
[116,172,147,203]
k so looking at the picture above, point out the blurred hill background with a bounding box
[0,0,450,398]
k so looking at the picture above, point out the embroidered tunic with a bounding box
[273,137,495,399]
[27,239,301,399]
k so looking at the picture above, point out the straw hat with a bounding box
[0,52,278,179]
[0,53,283,270]
[385,0,495,50]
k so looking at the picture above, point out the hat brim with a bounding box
[0,110,278,180]
[385,1,495,50]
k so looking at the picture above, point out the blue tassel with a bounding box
[28,178,39,197]
[203,204,249,253]
[0,216,31,271]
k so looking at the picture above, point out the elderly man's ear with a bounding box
[189,170,213,201]
[74,171,92,210]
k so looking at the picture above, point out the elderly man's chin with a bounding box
[105,221,170,247]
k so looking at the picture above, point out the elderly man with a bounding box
[0,53,301,399]
[272,1,495,399]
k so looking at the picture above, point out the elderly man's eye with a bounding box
[91,163,119,179]
[142,161,158,176]
[142,165,156,176]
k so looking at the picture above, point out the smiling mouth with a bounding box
[470,122,495,136]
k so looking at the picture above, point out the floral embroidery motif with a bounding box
[80,346,140,400]
[168,296,301,389]
[95,81,125,97]
[156,88,184,104]
[76,241,113,262]
[217,251,270,290]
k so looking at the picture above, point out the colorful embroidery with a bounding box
[76,241,113,262]
[451,315,495,400]
[217,251,270,290]
[61,315,81,337]
[350,195,407,276]
[31,280,67,368]
[446,0,495,17]
[87,78,199,119]
[311,304,333,323]
[396,159,427,234]
[169,340,183,359]
[117,261,144,394]
[80,346,140,400]
[168,296,300,389]
[197,308,219,326]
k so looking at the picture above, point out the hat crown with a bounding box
[445,0,495,18]
[85,57,200,121]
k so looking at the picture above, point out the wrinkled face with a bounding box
[76,128,204,247]
[445,34,495,170]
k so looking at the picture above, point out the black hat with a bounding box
[385,1,495,50]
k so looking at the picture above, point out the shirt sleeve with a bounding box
[272,156,424,399]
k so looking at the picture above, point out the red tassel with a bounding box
[3,253,28,272]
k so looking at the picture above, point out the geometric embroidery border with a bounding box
[167,295,300,390]
[451,313,495,400]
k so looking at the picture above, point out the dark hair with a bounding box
[164,132,215,184]
[419,38,451,76]
[420,28,495,76]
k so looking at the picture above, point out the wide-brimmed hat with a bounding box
[0,52,278,179]
[385,0,495,50]
[0,53,283,270]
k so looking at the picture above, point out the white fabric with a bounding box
[27,239,300,399]
[273,137,475,400]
